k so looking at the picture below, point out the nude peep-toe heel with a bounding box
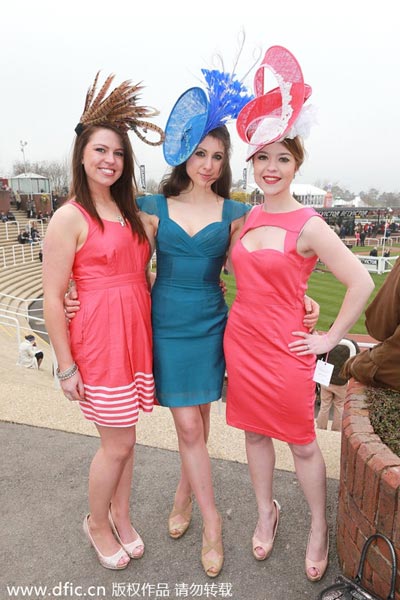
[305,529,329,582]
[108,509,145,559]
[201,514,224,578]
[83,514,130,570]
[252,499,281,561]
[168,496,193,539]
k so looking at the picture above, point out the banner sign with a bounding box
[139,165,146,191]
[242,168,247,189]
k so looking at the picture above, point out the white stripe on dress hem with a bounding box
[83,395,153,403]
[84,374,154,392]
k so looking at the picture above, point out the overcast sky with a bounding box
[1,0,398,194]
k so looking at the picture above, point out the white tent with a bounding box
[290,183,327,207]
[244,183,327,206]
[9,173,50,194]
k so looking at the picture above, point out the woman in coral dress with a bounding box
[43,73,163,570]
[224,46,374,582]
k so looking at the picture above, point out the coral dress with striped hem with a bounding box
[68,202,154,427]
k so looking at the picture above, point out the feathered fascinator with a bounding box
[163,35,257,166]
[236,45,317,160]
[163,70,253,166]
[75,72,164,146]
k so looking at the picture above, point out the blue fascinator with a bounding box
[163,68,254,166]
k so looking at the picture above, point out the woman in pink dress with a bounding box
[224,46,374,582]
[43,73,163,570]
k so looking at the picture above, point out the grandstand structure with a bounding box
[0,213,50,365]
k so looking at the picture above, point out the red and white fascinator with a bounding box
[236,45,316,160]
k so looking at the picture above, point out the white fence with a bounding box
[1,220,20,240]
[357,255,399,275]
[0,293,45,342]
[0,292,60,386]
[0,241,42,267]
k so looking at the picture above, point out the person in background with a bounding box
[42,72,163,571]
[30,223,41,241]
[15,191,22,211]
[26,200,35,219]
[342,255,400,391]
[316,336,360,431]
[224,45,374,582]
[17,334,44,369]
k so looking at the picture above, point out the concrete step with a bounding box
[0,262,43,316]
[2,279,43,303]
[0,268,43,293]
[0,263,42,281]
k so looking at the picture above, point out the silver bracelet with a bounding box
[56,362,78,380]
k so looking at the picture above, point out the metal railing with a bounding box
[0,292,43,317]
[0,313,22,345]
[0,242,42,267]
[0,220,20,240]
[0,294,59,386]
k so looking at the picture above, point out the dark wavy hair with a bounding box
[69,124,147,242]
[159,125,232,198]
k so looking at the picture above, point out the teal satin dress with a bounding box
[137,194,249,407]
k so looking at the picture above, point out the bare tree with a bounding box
[359,188,380,207]
[378,192,400,208]
[144,178,160,194]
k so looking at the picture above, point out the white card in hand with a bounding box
[313,360,334,386]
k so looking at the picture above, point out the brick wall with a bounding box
[337,379,400,599]
[0,189,11,212]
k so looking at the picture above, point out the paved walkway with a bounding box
[0,326,350,600]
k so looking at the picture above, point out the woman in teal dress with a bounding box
[138,120,248,578]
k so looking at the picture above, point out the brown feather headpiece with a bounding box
[75,71,165,146]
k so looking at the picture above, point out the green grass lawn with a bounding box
[306,270,385,333]
[221,269,389,335]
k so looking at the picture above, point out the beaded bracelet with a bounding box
[56,362,78,380]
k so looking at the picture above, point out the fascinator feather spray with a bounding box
[236,45,317,160]
[163,41,256,166]
[75,71,164,146]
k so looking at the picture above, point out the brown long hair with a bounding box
[69,124,147,242]
[280,136,306,172]
[160,126,232,198]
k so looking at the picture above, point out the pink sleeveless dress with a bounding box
[224,205,321,444]
[69,202,154,427]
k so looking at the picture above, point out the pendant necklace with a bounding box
[116,215,126,227]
